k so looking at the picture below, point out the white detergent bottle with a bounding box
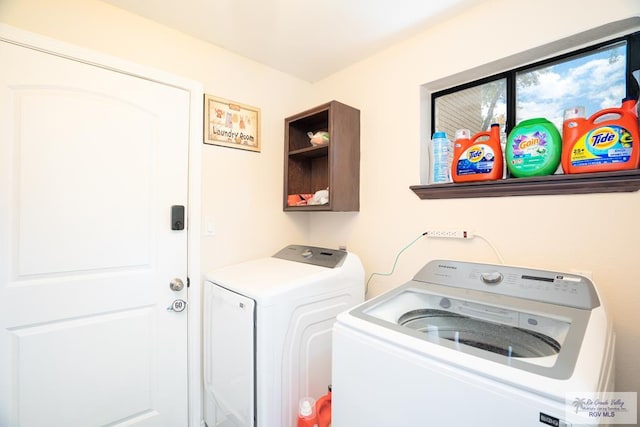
[429,131,451,183]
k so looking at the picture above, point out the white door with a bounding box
[0,39,190,426]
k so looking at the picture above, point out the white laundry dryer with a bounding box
[332,259,615,427]
[204,245,364,427]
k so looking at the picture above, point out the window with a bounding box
[412,28,640,198]
[432,32,639,145]
[435,78,506,143]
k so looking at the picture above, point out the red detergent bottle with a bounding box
[451,123,503,182]
[562,97,640,174]
[315,385,332,427]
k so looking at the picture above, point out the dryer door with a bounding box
[204,283,255,427]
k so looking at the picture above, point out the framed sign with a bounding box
[204,94,261,152]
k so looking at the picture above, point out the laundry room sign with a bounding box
[204,94,261,152]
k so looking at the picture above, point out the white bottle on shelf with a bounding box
[429,131,451,184]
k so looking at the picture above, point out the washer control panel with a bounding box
[480,271,503,285]
[413,260,599,309]
[273,245,347,268]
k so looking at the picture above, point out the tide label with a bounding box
[570,125,633,167]
[455,144,496,175]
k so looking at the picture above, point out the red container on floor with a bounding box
[316,386,332,427]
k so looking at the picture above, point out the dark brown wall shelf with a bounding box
[410,169,640,199]
[284,101,360,211]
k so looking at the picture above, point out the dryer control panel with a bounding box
[273,245,347,268]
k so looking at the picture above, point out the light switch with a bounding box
[204,216,215,236]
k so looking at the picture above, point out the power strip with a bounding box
[425,229,474,239]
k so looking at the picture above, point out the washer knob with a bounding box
[481,271,503,285]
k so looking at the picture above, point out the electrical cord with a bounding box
[474,232,505,264]
[365,230,505,295]
[365,232,427,295]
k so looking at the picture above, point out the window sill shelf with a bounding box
[410,169,640,199]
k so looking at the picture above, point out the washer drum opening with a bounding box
[398,309,561,358]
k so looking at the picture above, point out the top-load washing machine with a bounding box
[332,259,615,427]
[203,244,364,427]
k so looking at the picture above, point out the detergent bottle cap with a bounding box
[432,131,447,139]
[563,106,585,121]
[299,398,315,417]
[455,129,471,140]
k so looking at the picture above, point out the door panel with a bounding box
[0,40,189,426]
[15,88,153,276]
[12,308,155,426]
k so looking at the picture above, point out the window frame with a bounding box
[430,31,639,140]
[412,28,640,199]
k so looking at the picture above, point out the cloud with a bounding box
[516,49,626,118]
[518,70,579,100]
[516,100,564,128]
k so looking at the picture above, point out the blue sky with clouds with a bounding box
[440,41,630,137]
[515,41,627,128]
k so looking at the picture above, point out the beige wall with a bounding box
[2,0,638,407]
[308,0,640,395]
[0,0,314,272]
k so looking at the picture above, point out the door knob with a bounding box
[167,299,187,312]
[169,278,184,292]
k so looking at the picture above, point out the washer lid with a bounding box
[398,309,561,358]
[347,278,595,380]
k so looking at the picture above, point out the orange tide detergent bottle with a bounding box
[451,123,503,182]
[562,97,640,174]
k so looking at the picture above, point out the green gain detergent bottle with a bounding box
[506,118,562,177]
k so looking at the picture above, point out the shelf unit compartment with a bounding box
[286,155,328,195]
[284,100,360,211]
[287,110,329,152]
